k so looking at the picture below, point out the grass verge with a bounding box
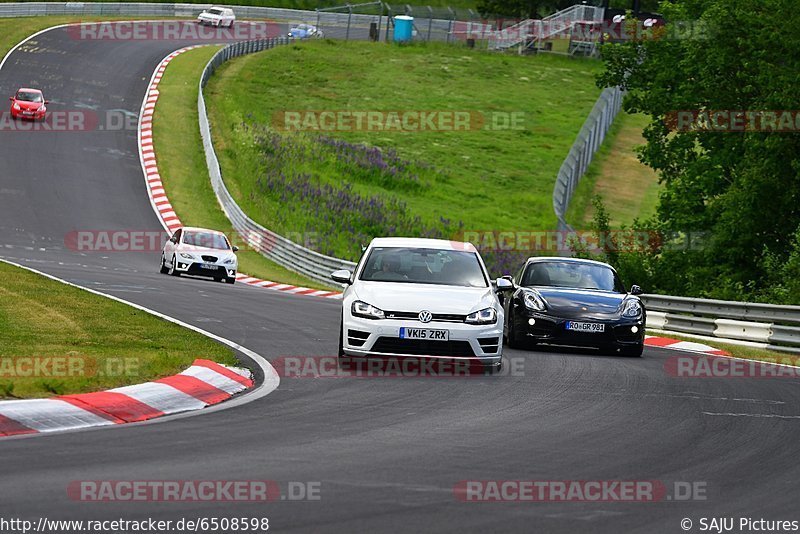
[566,112,661,228]
[152,46,327,289]
[204,40,603,265]
[0,261,238,399]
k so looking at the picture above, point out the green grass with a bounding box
[152,46,327,289]
[205,40,603,263]
[567,112,661,228]
[0,261,238,399]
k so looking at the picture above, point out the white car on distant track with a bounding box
[197,6,235,27]
[287,23,323,39]
[331,237,514,372]
[161,227,238,284]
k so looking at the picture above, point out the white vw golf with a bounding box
[331,237,514,372]
[160,227,238,284]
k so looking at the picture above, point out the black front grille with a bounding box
[347,329,370,347]
[371,337,475,357]
[384,311,467,323]
[478,337,500,354]
[201,255,218,262]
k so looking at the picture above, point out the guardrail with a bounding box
[552,86,624,232]
[643,295,800,354]
[197,38,356,287]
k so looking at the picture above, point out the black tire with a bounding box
[620,343,644,357]
[168,255,180,277]
[483,358,503,375]
[225,277,235,284]
[159,254,169,274]
[505,314,525,349]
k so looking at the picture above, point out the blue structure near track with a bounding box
[393,15,414,42]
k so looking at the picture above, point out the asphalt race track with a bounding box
[1,23,799,534]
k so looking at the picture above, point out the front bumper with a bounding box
[342,315,503,365]
[12,109,44,120]
[513,310,644,349]
[174,259,236,279]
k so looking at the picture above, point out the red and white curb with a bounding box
[0,359,253,438]
[645,335,731,356]
[138,47,341,299]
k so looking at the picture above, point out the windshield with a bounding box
[522,261,624,292]
[207,8,223,15]
[359,247,488,287]
[182,231,231,250]
[16,91,42,103]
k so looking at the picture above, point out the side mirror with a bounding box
[44,100,50,105]
[8,97,13,101]
[330,269,352,285]
[630,284,643,295]
[496,277,514,291]
[232,245,239,252]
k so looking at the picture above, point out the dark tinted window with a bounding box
[359,247,488,287]
[522,261,624,292]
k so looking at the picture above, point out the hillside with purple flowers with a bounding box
[205,40,602,275]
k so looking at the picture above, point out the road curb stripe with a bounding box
[0,358,253,438]
[644,335,730,356]
[137,46,342,300]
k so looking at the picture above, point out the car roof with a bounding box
[179,226,227,236]
[17,88,42,93]
[368,237,477,252]
[525,256,614,269]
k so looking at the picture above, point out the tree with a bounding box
[596,0,800,302]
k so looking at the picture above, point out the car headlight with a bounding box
[223,257,235,265]
[621,299,642,318]
[522,290,546,311]
[39,105,46,113]
[179,252,194,260]
[351,300,385,320]
[13,103,20,110]
[465,307,497,325]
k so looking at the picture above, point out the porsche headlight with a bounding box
[523,290,546,312]
[351,300,385,320]
[465,307,497,325]
[621,299,642,318]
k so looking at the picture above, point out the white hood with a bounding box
[352,281,497,315]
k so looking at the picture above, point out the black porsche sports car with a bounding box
[502,257,645,357]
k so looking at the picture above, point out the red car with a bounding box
[9,88,48,120]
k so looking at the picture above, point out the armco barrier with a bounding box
[642,295,800,354]
[197,38,356,287]
[552,86,624,232]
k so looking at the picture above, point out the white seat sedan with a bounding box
[331,237,513,372]
[160,227,238,284]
